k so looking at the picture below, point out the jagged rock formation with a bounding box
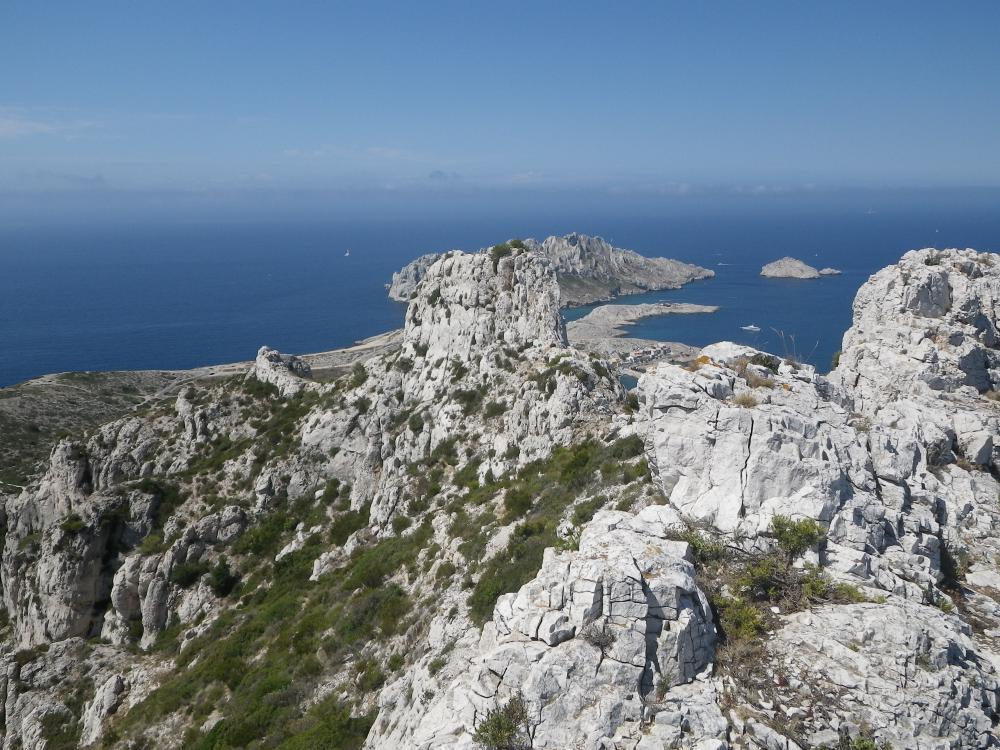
[368,506,718,749]
[250,345,312,396]
[386,252,441,302]
[2,246,1000,750]
[760,257,822,279]
[637,248,1000,747]
[387,233,714,306]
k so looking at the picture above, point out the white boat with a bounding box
[741,324,761,332]
[344,249,351,257]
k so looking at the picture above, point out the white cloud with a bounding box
[0,107,95,139]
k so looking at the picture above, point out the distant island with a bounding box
[760,256,841,278]
[388,232,714,306]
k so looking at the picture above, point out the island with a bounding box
[388,232,714,306]
[760,256,842,278]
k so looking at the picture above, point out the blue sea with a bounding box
[2,210,999,387]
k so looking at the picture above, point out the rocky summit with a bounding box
[1,246,999,750]
[387,233,714,306]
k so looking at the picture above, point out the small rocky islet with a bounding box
[760,256,842,278]
[0,240,998,749]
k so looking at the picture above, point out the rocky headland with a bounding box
[388,233,714,306]
[1,245,999,750]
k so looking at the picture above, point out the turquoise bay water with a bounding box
[2,211,999,387]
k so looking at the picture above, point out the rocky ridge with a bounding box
[0,246,998,749]
[387,233,714,306]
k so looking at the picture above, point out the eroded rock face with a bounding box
[635,248,1000,747]
[832,247,1000,414]
[307,248,623,531]
[767,600,999,749]
[366,507,716,749]
[249,346,312,396]
[386,252,441,301]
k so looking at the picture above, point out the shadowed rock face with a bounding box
[387,232,714,306]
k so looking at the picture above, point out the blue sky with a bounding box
[2,1,999,204]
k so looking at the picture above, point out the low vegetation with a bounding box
[466,435,648,624]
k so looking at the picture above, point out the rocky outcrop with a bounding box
[249,345,312,396]
[832,248,1000,414]
[387,233,714,306]
[534,233,714,305]
[305,247,623,532]
[767,600,998,749]
[366,506,718,749]
[636,248,1000,747]
[760,257,821,278]
[385,252,442,301]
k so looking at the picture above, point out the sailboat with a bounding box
[344,249,351,257]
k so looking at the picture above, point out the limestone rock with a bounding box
[386,252,441,301]
[760,257,821,279]
[249,345,312,396]
[387,233,714,306]
[366,509,716,749]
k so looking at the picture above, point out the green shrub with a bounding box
[428,656,446,675]
[138,532,166,555]
[407,412,425,432]
[208,557,240,598]
[749,353,781,373]
[354,396,371,414]
[394,357,413,373]
[473,695,530,750]
[169,560,210,588]
[454,387,485,415]
[609,434,644,459]
[571,496,605,526]
[483,401,505,419]
[435,560,457,580]
[349,363,368,388]
[770,515,823,560]
[489,243,515,271]
[329,502,371,546]
[469,521,548,624]
[59,513,86,534]
[715,596,766,641]
[356,660,386,692]
[391,515,412,534]
[136,478,185,531]
[320,478,343,506]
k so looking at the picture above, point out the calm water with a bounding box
[2,211,999,387]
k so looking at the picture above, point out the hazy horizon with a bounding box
[3,1,999,227]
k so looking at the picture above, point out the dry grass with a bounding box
[984,390,1000,402]
[733,357,775,389]
[732,392,759,408]
[685,355,712,372]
